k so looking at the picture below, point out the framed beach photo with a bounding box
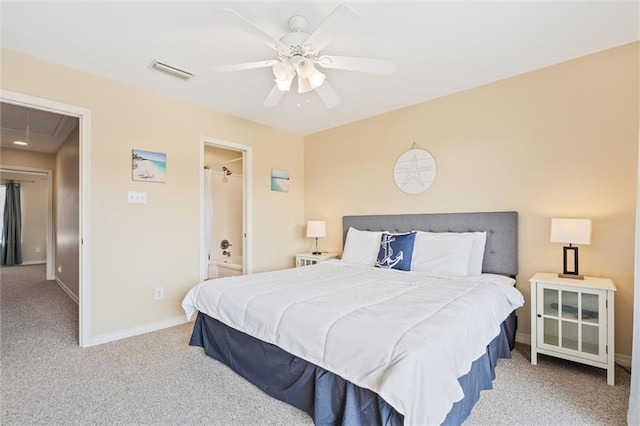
[132,149,167,183]
[271,168,289,192]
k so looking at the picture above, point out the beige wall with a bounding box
[19,178,47,264]
[0,148,55,265]
[1,148,55,170]
[205,146,243,175]
[305,43,639,357]
[55,126,80,296]
[1,48,305,338]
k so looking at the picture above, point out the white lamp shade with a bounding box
[308,68,326,89]
[550,218,592,245]
[275,73,294,91]
[297,76,313,93]
[272,61,290,80]
[306,221,327,238]
[294,58,314,79]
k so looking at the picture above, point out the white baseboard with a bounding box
[88,315,190,347]
[22,260,46,265]
[615,353,632,369]
[55,277,79,304]
[514,332,631,369]
[515,332,530,345]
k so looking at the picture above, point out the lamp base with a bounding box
[561,245,582,279]
[311,237,322,256]
[558,273,584,280]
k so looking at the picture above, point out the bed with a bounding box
[182,211,523,425]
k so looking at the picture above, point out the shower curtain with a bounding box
[1,181,22,266]
[203,168,213,278]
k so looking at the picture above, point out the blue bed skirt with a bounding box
[190,311,516,426]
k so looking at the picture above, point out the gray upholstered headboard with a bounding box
[343,211,518,277]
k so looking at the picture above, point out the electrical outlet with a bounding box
[154,286,163,300]
[35,247,41,253]
[57,265,62,273]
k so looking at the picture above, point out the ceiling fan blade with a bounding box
[303,5,358,53]
[263,84,284,107]
[217,8,289,52]
[317,55,396,75]
[208,60,278,72]
[315,82,341,109]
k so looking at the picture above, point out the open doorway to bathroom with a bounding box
[200,136,252,281]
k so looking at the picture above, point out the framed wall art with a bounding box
[393,148,436,194]
[132,149,167,183]
[271,168,289,192]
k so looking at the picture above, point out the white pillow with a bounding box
[341,227,383,266]
[412,231,487,275]
[410,232,476,276]
[466,231,487,275]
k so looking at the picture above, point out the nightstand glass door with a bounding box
[536,284,607,363]
[297,258,318,267]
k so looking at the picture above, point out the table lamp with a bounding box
[306,221,326,255]
[550,218,592,279]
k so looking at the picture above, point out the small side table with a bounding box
[530,272,616,385]
[295,252,339,267]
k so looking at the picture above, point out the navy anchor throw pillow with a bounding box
[376,232,416,271]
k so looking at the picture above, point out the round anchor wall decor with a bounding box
[393,148,437,194]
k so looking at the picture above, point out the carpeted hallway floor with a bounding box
[1,264,632,425]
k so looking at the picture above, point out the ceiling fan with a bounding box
[210,5,396,108]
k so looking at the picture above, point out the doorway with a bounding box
[200,136,252,281]
[0,167,52,275]
[1,89,92,347]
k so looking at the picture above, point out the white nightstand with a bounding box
[529,272,616,385]
[295,252,339,267]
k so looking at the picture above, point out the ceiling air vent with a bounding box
[150,60,194,80]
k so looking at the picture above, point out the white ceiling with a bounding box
[2,2,638,136]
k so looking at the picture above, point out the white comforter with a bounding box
[182,260,524,425]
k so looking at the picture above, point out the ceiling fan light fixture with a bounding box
[293,57,315,79]
[215,6,393,109]
[297,68,325,93]
[290,55,316,78]
[297,76,313,94]
[308,68,326,89]
[275,73,294,91]
[272,61,293,80]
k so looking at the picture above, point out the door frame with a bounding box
[0,166,53,277]
[1,89,92,348]
[199,136,252,280]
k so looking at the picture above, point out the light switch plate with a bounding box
[127,191,147,204]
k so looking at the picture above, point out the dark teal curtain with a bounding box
[1,181,22,266]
